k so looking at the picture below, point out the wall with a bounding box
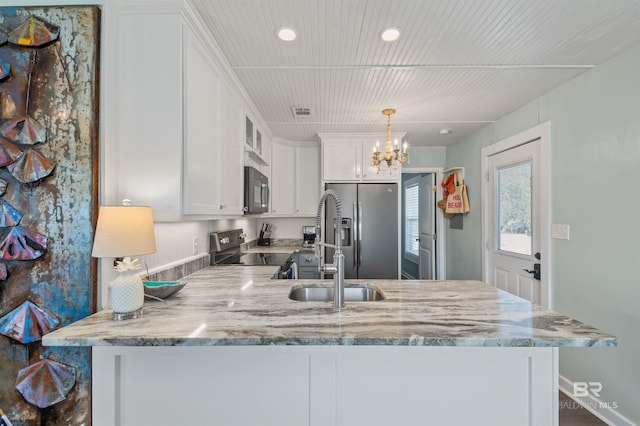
[406,146,446,168]
[259,217,316,239]
[446,42,640,423]
[445,125,493,279]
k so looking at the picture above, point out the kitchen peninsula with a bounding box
[43,266,615,426]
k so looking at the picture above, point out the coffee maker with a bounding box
[302,226,316,248]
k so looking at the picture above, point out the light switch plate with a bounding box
[552,224,570,240]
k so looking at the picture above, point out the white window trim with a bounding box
[403,176,420,263]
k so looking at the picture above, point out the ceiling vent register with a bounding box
[291,106,312,118]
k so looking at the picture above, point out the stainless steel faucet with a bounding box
[314,190,345,309]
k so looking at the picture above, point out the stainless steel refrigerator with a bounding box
[325,183,399,279]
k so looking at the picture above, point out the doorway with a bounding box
[481,122,551,307]
[401,170,443,279]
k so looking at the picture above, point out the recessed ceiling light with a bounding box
[380,27,400,42]
[277,27,297,42]
[439,129,453,135]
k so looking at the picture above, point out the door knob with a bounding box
[523,263,541,280]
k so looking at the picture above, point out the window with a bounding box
[497,161,532,255]
[405,183,419,257]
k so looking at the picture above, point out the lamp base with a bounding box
[112,307,143,321]
[109,269,145,320]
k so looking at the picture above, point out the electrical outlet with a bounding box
[192,236,199,255]
[551,224,570,240]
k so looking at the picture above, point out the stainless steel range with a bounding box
[209,229,290,266]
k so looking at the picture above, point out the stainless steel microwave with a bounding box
[244,166,269,214]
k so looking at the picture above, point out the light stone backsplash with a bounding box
[146,255,210,282]
[141,218,313,282]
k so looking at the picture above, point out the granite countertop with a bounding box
[42,265,616,348]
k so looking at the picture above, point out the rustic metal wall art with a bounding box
[15,358,76,409]
[0,300,58,344]
[0,6,99,425]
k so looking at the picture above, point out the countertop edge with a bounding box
[42,335,617,348]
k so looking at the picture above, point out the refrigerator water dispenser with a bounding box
[333,218,351,246]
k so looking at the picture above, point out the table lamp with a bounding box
[92,203,156,320]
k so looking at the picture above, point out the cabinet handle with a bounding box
[219,204,226,210]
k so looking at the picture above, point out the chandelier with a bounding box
[371,108,408,173]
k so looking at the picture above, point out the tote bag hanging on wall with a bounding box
[445,173,469,214]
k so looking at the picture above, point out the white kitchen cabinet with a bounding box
[295,144,321,215]
[182,25,222,215]
[184,33,244,217]
[218,81,245,215]
[94,347,310,426]
[93,346,558,426]
[109,4,243,221]
[320,134,405,182]
[322,140,361,181]
[244,115,269,166]
[271,141,320,216]
[113,11,183,220]
[271,143,296,215]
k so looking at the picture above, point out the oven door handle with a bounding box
[289,262,298,279]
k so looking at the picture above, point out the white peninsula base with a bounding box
[93,345,558,426]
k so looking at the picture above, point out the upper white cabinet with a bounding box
[320,134,405,182]
[113,11,184,220]
[182,26,222,215]
[271,141,320,216]
[108,4,244,220]
[244,116,269,166]
[295,145,321,215]
[322,141,361,181]
[218,81,244,215]
[271,143,296,215]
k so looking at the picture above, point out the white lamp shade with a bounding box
[92,206,156,258]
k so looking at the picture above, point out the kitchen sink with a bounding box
[288,283,386,302]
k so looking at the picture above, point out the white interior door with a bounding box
[419,174,436,279]
[486,140,542,304]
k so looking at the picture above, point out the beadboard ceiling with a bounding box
[191,0,640,146]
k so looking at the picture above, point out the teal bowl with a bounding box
[143,280,187,300]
